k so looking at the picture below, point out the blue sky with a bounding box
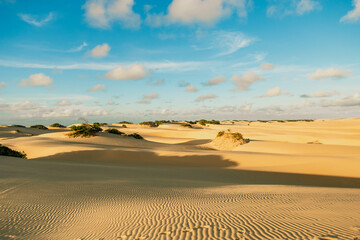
[0,0,359,125]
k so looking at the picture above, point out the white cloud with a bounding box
[301,90,340,98]
[18,73,53,87]
[144,92,158,99]
[260,86,289,97]
[105,64,146,80]
[186,85,197,92]
[307,68,352,80]
[108,100,115,105]
[18,12,53,27]
[138,99,150,104]
[91,43,110,58]
[82,0,141,29]
[146,0,251,27]
[260,62,275,71]
[321,92,360,107]
[56,100,72,106]
[87,83,105,92]
[207,75,226,86]
[267,0,321,17]
[214,31,255,56]
[70,42,88,52]
[0,82,5,89]
[0,59,206,73]
[231,72,265,91]
[340,0,360,23]
[195,94,217,102]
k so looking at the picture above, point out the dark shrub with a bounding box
[127,133,143,139]
[198,119,220,126]
[68,123,102,138]
[181,124,192,128]
[118,121,133,124]
[0,144,27,159]
[50,123,66,128]
[9,125,26,128]
[217,131,225,137]
[30,125,48,130]
[104,128,124,135]
[139,121,158,127]
[154,120,170,125]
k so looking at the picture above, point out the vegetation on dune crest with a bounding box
[118,121,133,124]
[198,119,220,126]
[0,144,27,159]
[139,120,170,127]
[50,123,66,128]
[127,133,143,139]
[181,124,193,128]
[30,125,48,130]
[9,124,26,128]
[68,123,102,138]
[104,128,125,135]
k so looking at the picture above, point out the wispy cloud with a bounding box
[340,0,360,23]
[18,12,54,27]
[0,59,208,72]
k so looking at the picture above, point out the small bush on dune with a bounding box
[0,144,27,159]
[68,123,102,138]
[154,120,170,125]
[50,123,66,128]
[217,131,225,137]
[9,124,26,128]
[118,121,132,124]
[198,119,220,126]
[181,124,193,128]
[139,121,158,127]
[127,133,143,139]
[30,125,48,130]
[104,128,124,135]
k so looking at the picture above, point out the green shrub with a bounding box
[50,123,66,128]
[186,121,197,124]
[0,144,27,159]
[231,132,244,141]
[198,119,220,126]
[104,128,124,135]
[181,124,192,128]
[217,131,225,137]
[118,121,133,124]
[30,125,48,130]
[127,133,143,139]
[139,121,158,127]
[9,124,26,128]
[154,120,170,125]
[68,123,102,138]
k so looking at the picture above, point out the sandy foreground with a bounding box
[1,118,360,239]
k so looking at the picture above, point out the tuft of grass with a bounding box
[68,123,102,138]
[127,133,143,139]
[30,125,48,130]
[104,128,125,135]
[0,144,27,159]
[50,123,66,128]
[181,124,193,128]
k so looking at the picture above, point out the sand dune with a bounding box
[1,119,360,239]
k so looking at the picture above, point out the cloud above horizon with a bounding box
[186,85,197,92]
[195,94,217,102]
[105,64,146,80]
[267,0,321,17]
[87,83,105,92]
[82,0,140,29]
[307,68,352,80]
[18,12,54,27]
[91,43,110,58]
[260,62,275,71]
[260,86,289,97]
[231,72,265,91]
[207,75,226,86]
[18,73,53,87]
[146,0,251,27]
[301,90,340,98]
[340,0,360,23]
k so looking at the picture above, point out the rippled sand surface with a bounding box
[1,157,360,240]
